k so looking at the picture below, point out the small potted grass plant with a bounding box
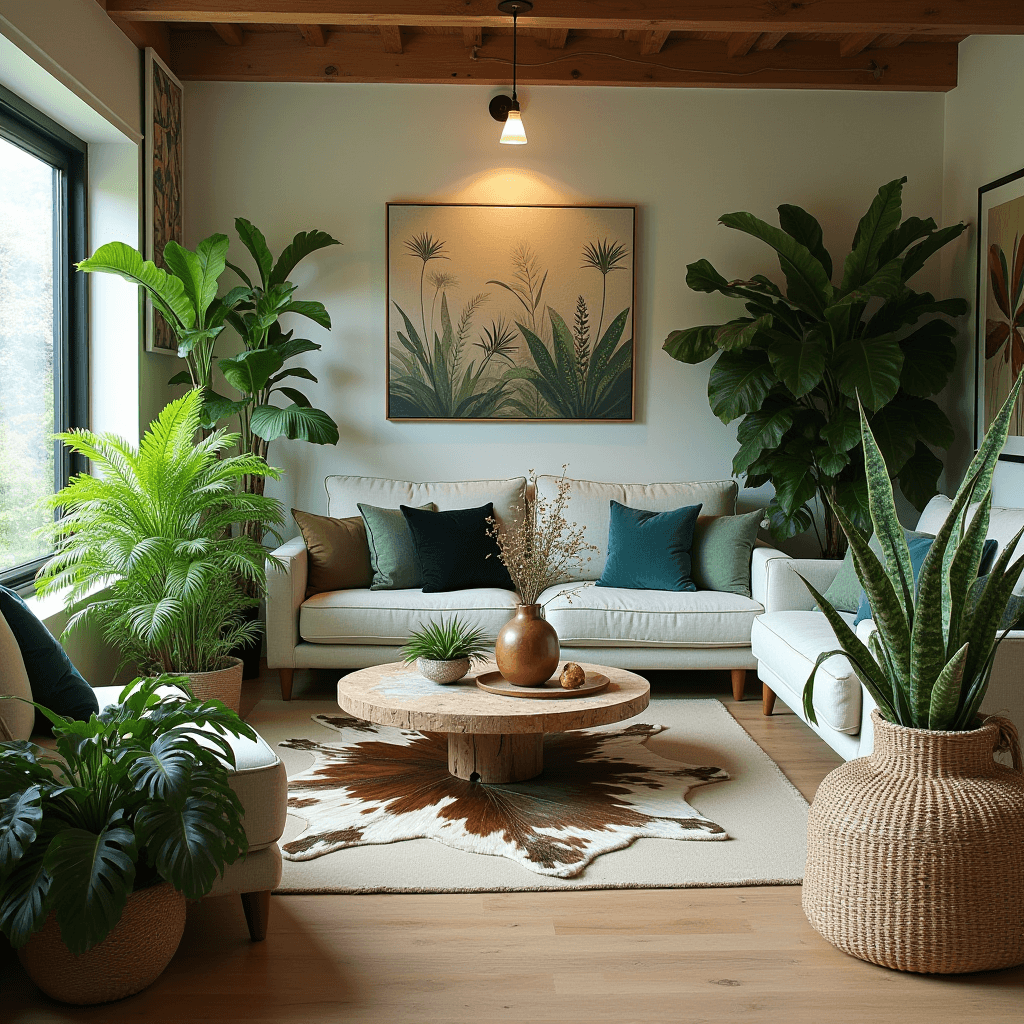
[401,615,494,684]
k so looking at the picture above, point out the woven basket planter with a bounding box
[804,709,1024,974]
[18,882,186,1005]
[183,656,243,712]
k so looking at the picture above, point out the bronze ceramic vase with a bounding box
[803,710,1024,974]
[495,604,560,687]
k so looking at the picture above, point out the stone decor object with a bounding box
[560,662,586,689]
[416,656,471,684]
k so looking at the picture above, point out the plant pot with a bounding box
[495,604,560,687]
[803,709,1024,974]
[18,882,186,1005]
[229,604,263,681]
[416,656,471,684]
[183,657,243,712]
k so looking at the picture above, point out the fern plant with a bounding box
[34,390,285,675]
[804,374,1024,732]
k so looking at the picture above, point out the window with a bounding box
[0,86,87,588]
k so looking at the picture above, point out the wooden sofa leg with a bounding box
[762,683,777,717]
[241,890,271,942]
[730,668,746,701]
[279,668,294,701]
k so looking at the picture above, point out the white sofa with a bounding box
[267,474,785,700]
[752,494,1024,761]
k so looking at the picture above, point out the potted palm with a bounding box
[800,376,1024,974]
[400,615,495,684]
[0,675,253,1004]
[34,389,285,710]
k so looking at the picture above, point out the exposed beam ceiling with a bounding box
[298,24,327,45]
[103,1,1024,34]
[211,21,244,44]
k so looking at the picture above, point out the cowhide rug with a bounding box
[280,714,730,879]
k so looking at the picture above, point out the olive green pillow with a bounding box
[690,508,763,598]
[358,502,435,591]
[292,509,373,598]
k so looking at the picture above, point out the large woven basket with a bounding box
[184,656,243,712]
[18,882,186,1004]
[804,709,1024,973]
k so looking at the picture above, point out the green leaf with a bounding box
[868,403,920,475]
[269,366,317,386]
[44,827,136,956]
[841,177,906,293]
[77,241,195,332]
[867,288,968,336]
[902,223,966,281]
[833,334,904,411]
[765,499,814,540]
[815,445,850,476]
[778,203,833,280]
[250,403,339,445]
[0,786,42,863]
[270,229,341,287]
[663,325,719,363]
[714,314,772,352]
[0,854,51,948]
[927,644,970,729]
[875,216,938,266]
[733,402,795,475]
[167,370,193,388]
[707,350,777,424]
[234,218,273,289]
[283,299,332,330]
[767,327,826,398]
[770,452,817,513]
[719,212,834,316]
[225,260,253,288]
[219,349,285,397]
[832,258,905,306]
[274,336,322,362]
[276,386,311,407]
[835,477,871,530]
[897,442,944,511]
[898,319,958,397]
[169,233,229,325]
[128,731,195,804]
[201,389,249,427]
[821,406,861,453]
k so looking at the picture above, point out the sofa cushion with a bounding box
[535,477,737,582]
[597,501,702,592]
[359,502,434,591]
[299,587,518,644]
[292,509,373,597]
[0,610,34,741]
[751,610,862,734]
[691,508,763,598]
[540,583,762,648]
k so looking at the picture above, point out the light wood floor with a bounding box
[3,668,1021,1022]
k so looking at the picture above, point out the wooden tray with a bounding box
[475,670,610,699]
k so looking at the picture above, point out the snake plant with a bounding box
[802,374,1024,732]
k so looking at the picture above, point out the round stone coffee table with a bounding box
[336,661,650,784]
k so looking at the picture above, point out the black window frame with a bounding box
[0,84,88,590]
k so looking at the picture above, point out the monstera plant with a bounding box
[664,177,967,557]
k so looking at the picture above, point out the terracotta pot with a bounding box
[803,709,1024,974]
[416,657,471,684]
[495,604,560,687]
[183,657,243,712]
[19,882,186,1005]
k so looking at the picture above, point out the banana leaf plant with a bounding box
[77,236,249,399]
[663,177,967,556]
[0,676,252,955]
[802,374,1024,732]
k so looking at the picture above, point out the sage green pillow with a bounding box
[358,502,435,591]
[822,544,861,613]
[690,508,763,598]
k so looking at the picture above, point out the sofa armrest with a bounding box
[266,537,307,670]
[751,546,789,607]
[760,556,843,613]
[985,635,1024,732]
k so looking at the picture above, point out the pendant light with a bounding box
[495,0,531,144]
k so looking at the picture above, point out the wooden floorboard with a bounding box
[4,666,1021,1021]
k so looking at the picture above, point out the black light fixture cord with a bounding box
[512,9,518,103]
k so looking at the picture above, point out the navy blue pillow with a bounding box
[0,585,98,734]
[597,501,703,592]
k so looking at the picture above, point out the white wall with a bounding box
[942,36,1024,505]
[185,82,946,547]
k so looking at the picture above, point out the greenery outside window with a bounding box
[0,86,87,589]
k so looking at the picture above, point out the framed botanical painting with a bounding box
[386,203,635,421]
[144,48,183,355]
[976,166,1024,460]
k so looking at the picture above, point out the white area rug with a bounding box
[249,696,809,893]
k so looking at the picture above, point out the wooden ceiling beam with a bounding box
[379,24,402,52]
[104,1,1024,34]
[167,31,959,91]
[109,15,172,61]
[463,27,482,48]
[211,21,244,43]
[640,30,671,55]
[839,33,878,56]
[299,23,326,44]
[547,28,569,49]
[726,32,760,57]
[754,32,786,51]
[875,33,912,47]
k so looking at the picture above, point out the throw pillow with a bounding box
[400,503,514,593]
[821,545,862,614]
[0,585,98,735]
[292,509,373,597]
[690,508,763,598]
[358,502,435,591]
[853,534,935,626]
[596,500,703,592]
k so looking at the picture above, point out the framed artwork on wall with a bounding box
[976,166,1024,461]
[386,203,636,421]
[144,47,183,355]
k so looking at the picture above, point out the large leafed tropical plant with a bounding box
[0,675,252,955]
[663,177,967,556]
[803,374,1024,732]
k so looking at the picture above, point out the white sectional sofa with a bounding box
[752,494,1024,761]
[267,474,785,700]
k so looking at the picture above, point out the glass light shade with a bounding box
[499,110,527,145]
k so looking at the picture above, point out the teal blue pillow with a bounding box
[596,500,703,592]
[853,535,934,626]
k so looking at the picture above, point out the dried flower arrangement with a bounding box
[487,467,597,606]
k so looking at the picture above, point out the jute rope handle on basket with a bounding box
[986,715,1023,773]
